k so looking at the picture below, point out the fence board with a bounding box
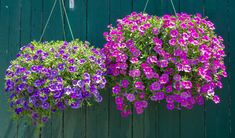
[63,0,87,138]
[41,0,65,137]
[86,0,109,138]
[0,0,20,137]
[204,0,231,138]
[0,0,234,138]
[108,0,133,138]
[179,1,205,138]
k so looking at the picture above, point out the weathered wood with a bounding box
[86,0,109,138]
[0,0,20,137]
[179,1,205,138]
[63,0,87,138]
[205,0,231,138]
[108,0,133,137]
[0,0,234,138]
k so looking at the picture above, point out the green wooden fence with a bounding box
[0,0,234,138]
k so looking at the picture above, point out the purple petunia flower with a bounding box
[134,81,145,90]
[68,58,75,64]
[159,74,169,84]
[71,101,81,109]
[112,85,121,94]
[83,72,90,79]
[89,56,95,62]
[173,74,181,81]
[169,38,177,46]
[68,66,77,72]
[121,79,129,88]
[166,103,175,110]
[166,95,174,103]
[31,65,38,72]
[181,81,192,89]
[115,96,123,105]
[166,85,173,93]
[79,58,86,64]
[42,117,49,123]
[170,29,178,37]
[156,92,165,100]
[96,95,103,103]
[149,81,161,91]
[57,64,65,71]
[126,94,135,102]
[213,95,220,104]
[42,102,50,110]
[51,70,58,77]
[152,27,159,35]
[34,80,43,87]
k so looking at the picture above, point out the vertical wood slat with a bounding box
[157,1,181,138]
[17,0,39,137]
[229,0,235,137]
[131,1,163,138]
[40,0,65,137]
[0,0,20,137]
[63,0,86,137]
[108,1,133,138]
[86,0,109,138]
[0,1,17,138]
[0,0,234,138]
[204,0,231,138]
[179,1,205,138]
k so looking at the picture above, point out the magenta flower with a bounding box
[126,94,136,102]
[169,38,177,46]
[166,103,175,110]
[181,81,192,89]
[152,27,159,35]
[170,29,178,37]
[112,85,121,94]
[166,85,173,93]
[159,74,169,84]
[121,79,129,88]
[102,12,227,117]
[156,92,165,100]
[134,81,145,90]
[149,81,161,91]
[173,74,181,81]
[153,37,162,46]
[129,69,141,77]
[213,95,220,104]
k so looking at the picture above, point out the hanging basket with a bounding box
[5,40,107,124]
[102,12,227,117]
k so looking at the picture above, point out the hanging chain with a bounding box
[170,0,177,16]
[59,0,66,40]
[40,0,58,41]
[143,0,150,13]
[39,0,74,41]
[61,0,75,40]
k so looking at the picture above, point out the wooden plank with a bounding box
[179,1,205,138]
[229,0,235,137]
[30,0,43,41]
[17,0,39,137]
[0,0,20,137]
[63,0,86,138]
[108,1,133,138]
[131,1,162,137]
[204,0,230,138]
[41,0,64,137]
[158,1,181,138]
[86,0,109,138]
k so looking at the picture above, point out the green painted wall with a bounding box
[0,0,234,138]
